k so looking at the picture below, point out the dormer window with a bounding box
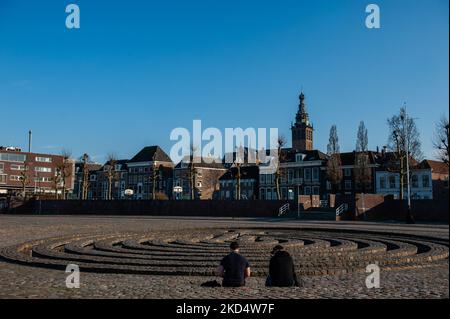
[295,154,306,162]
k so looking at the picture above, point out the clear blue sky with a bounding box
[0,0,448,163]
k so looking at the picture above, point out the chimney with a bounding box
[28,130,32,153]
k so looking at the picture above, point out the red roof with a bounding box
[421,160,449,175]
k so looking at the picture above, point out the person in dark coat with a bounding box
[216,241,251,287]
[266,245,299,287]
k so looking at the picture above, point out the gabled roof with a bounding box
[129,146,173,163]
[338,151,379,166]
[376,151,419,168]
[174,157,226,169]
[280,148,328,162]
[419,160,449,174]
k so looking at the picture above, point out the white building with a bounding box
[375,168,433,200]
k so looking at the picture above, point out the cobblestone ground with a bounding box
[0,215,448,299]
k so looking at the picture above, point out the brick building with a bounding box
[0,146,75,197]
[259,149,328,200]
[219,165,259,200]
[126,146,174,199]
[174,157,227,200]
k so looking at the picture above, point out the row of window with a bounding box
[379,174,430,189]
[220,189,254,199]
[219,179,255,187]
[260,167,321,184]
[0,174,53,183]
[0,162,52,172]
[259,186,321,200]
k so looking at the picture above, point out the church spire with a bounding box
[291,90,313,151]
[296,91,310,125]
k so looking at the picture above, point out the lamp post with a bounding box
[403,107,414,224]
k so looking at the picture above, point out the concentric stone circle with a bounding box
[0,228,448,277]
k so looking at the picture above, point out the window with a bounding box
[281,187,287,200]
[11,164,25,171]
[304,186,311,195]
[90,175,97,181]
[345,180,352,190]
[287,170,293,183]
[35,177,52,182]
[344,168,352,177]
[35,156,52,163]
[389,176,396,189]
[304,168,311,181]
[326,181,332,190]
[312,167,319,181]
[422,175,430,188]
[10,175,21,181]
[260,188,266,200]
[35,167,52,173]
[0,174,6,184]
[295,154,305,162]
[0,163,3,172]
[412,175,419,188]
[0,153,26,162]
[260,174,266,184]
[312,186,320,195]
[380,176,386,189]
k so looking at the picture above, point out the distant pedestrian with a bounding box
[265,245,299,287]
[216,241,251,287]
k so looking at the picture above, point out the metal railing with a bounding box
[278,203,290,217]
[336,203,348,216]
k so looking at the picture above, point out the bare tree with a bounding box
[326,125,343,193]
[355,121,368,152]
[19,162,30,199]
[59,150,72,200]
[148,150,162,200]
[433,115,449,166]
[52,167,62,199]
[80,153,90,200]
[187,144,198,200]
[274,135,287,200]
[106,153,118,200]
[387,107,423,199]
[354,121,371,192]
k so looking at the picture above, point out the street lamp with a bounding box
[401,107,415,224]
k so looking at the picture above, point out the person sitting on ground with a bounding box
[265,245,299,287]
[216,241,251,287]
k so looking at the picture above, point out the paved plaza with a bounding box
[0,215,448,299]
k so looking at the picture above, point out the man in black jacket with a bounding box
[266,245,299,287]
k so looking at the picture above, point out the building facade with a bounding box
[0,146,75,196]
[259,149,328,200]
[219,165,259,200]
[174,157,227,200]
[126,146,174,200]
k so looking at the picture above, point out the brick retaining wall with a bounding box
[7,199,293,218]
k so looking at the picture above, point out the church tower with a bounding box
[291,92,313,151]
